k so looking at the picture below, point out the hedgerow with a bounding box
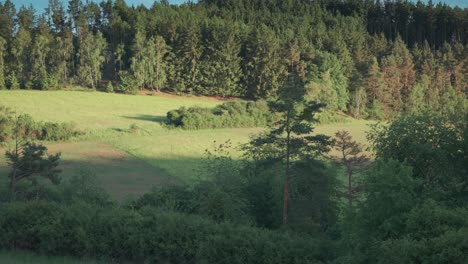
[166,100,275,129]
[0,201,332,264]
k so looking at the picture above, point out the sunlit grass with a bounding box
[0,90,373,198]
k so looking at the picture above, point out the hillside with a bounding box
[0,90,371,199]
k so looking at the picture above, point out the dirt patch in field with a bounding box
[0,141,177,200]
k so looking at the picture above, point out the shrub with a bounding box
[0,202,333,264]
[6,72,20,90]
[0,106,82,143]
[166,100,274,129]
[316,111,350,124]
[39,122,80,141]
[105,82,114,93]
[118,71,138,95]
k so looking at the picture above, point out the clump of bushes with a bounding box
[0,106,81,142]
[166,100,274,129]
[316,111,351,124]
[0,201,331,264]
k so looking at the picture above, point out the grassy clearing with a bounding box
[0,251,101,264]
[0,90,219,130]
[0,90,373,198]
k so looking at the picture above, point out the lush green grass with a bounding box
[0,90,373,199]
[0,251,101,264]
[0,90,219,130]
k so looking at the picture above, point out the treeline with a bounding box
[0,0,466,117]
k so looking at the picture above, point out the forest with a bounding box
[0,0,466,117]
[0,0,467,263]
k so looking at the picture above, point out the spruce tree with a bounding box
[0,37,6,90]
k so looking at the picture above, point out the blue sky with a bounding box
[9,1,190,12]
[7,0,467,12]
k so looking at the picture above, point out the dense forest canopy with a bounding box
[0,0,466,118]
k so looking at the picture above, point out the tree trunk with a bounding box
[9,178,16,201]
[348,170,352,208]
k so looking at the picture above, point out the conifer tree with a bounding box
[0,37,6,90]
[248,70,331,225]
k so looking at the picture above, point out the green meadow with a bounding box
[0,90,372,199]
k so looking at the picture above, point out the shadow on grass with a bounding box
[122,115,167,124]
[0,155,214,201]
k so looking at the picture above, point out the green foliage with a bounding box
[60,169,113,206]
[5,140,61,199]
[307,51,349,111]
[105,82,114,93]
[0,0,465,118]
[350,159,468,264]
[0,36,6,90]
[0,201,333,264]
[0,106,81,142]
[367,99,385,120]
[118,71,138,94]
[78,32,107,88]
[130,33,169,92]
[243,24,285,99]
[359,160,419,239]
[6,72,20,90]
[246,73,333,226]
[166,100,273,129]
[368,111,467,203]
[316,111,350,124]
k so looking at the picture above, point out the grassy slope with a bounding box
[0,90,219,130]
[0,90,372,198]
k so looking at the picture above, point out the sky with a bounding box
[8,0,190,12]
[6,0,468,12]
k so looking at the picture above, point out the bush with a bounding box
[166,100,275,129]
[316,111,350,124]
[105,82,114,93]
[118,71,138,95]
[0,106,82,143]
[6,73,20,90]
[39,122,80,141]
[0,201,333,264]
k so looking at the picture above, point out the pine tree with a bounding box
[248,71,331,225]
[0,37,6,90]
[333,130,368,207]
[0,0,16,45]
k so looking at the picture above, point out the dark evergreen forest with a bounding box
[0,0,466,118]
